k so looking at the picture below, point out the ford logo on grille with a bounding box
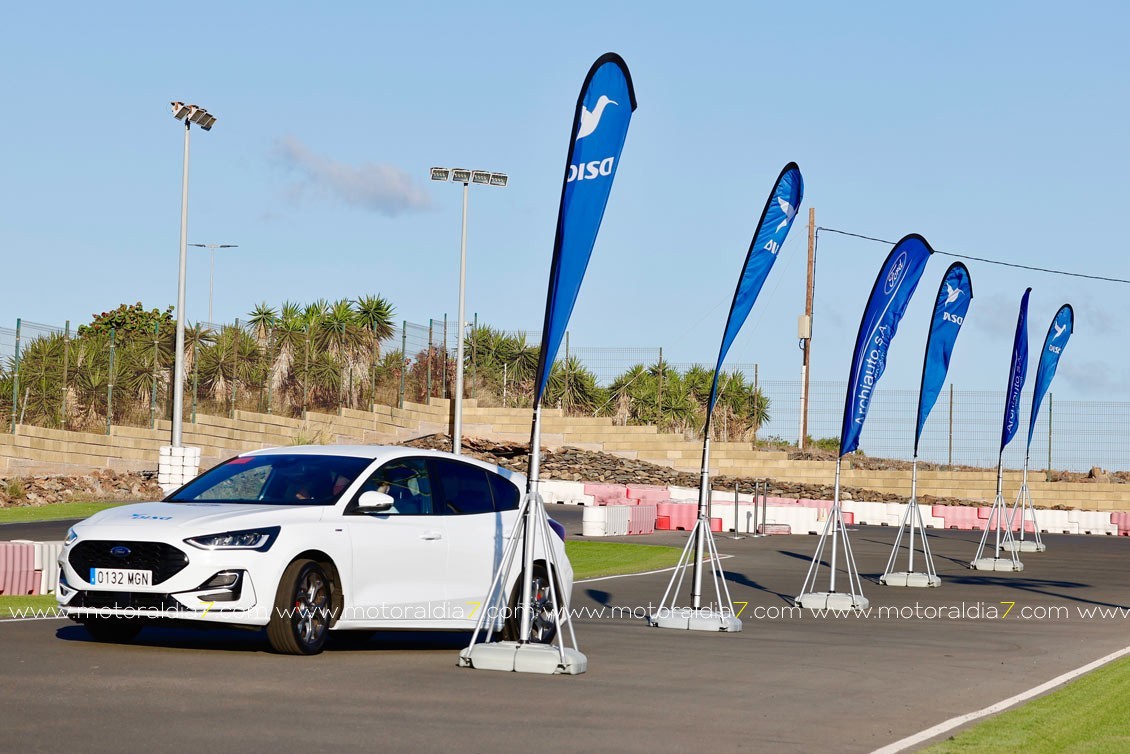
[110,546,131,558]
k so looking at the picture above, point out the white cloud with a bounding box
[272,136,431,216]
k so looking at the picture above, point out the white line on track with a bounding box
[872,644,1130,753]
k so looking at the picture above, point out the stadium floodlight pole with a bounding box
[170,102,217,448]
[188,243,239,324]
[429,167,508,455]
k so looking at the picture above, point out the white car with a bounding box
[57,445,572,655]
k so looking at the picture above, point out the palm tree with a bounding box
[545,356,605,413]
[354,294,395,343]
[13,334,65,427]
[247,302,279,342]
[313,299,364,408]
[355,294,396,408]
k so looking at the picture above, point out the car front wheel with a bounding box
[267,559,334,655]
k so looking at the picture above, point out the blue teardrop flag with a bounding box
[914,262,973,455]
[840,234,934,457]
[1026,304,1073,453]
[534,53,636,407]
[1000,288,1032,454]
[705,163,804,422]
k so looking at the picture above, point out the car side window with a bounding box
[488,473,520,512]
[349,457,433,515]
[431,459,495,515]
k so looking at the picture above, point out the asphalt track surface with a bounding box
[3,509,1130,753]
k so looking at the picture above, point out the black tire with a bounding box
[267,559,334,655]
[81,617,142,643]
[502,565,559,644]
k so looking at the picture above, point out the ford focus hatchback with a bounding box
[57,445,571,654]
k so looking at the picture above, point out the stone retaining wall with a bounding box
[3,399,1129,511]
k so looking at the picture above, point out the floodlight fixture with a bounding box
[171,101,192,120]
[426,164,507,455]
[170,99,218,447]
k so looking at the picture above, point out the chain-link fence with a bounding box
[1,312,1126,472]
[753,380,1106,473]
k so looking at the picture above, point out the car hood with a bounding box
[74,501,323,536]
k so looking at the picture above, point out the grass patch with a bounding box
[565,540,683,580]
[926,655,1130,753]
[0,501,125,525]
[0,594,60,619]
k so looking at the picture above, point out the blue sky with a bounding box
[3,1,1128,401]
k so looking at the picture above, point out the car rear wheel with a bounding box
[503,565,559,644]
[81,616,142,643]
[267,559,334,655]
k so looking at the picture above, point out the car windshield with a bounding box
[167,454,373,505]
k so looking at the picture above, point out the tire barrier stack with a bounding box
[0,540,64,595]
[158,445,201,495]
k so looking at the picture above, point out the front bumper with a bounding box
[57,540,268,626]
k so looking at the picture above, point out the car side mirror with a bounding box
[356,490,395,512]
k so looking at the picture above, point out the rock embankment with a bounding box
[0,469,163,507]
[402,435,982,506]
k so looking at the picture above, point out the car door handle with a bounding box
[419,531,443,541]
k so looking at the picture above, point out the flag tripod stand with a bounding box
[796,457,870,610]
[970,457,1024,571]
[459,406,586,674]
[649,437,742,632]
[1005,459,1045,553]
[880,457,941,587]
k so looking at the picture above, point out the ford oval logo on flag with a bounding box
[884,252,907,295]
[110,545,131,558]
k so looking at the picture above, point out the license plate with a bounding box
[89,568,153,587]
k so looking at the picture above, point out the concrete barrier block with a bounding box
[667,485,698,503]
[1037,509,1072,532]
[708,502,756,533]
[765,506,821,535]
[583,483,630,506]
[797,498,834,511]
[539,479,589,506]
[626,485,668,505]
[845,501,894,526]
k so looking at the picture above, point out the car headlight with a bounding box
[185,526,280,551]
[65,527,78,545]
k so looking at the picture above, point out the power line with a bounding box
[816,227,1130,285]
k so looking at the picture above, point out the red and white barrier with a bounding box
[0,542,37,596]
[539,479,594,506]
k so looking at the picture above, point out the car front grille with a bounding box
[69,540,189,585]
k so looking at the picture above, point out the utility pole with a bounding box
[798,207,815,449]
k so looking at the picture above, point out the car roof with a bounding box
[240,444,527,486]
